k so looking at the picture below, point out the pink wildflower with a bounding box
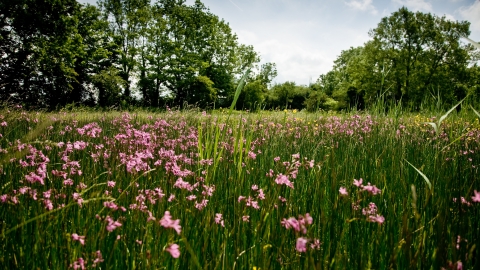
[159,211,182,234]
[195,199,209,211]
[310,238,321,249]
[363,183,381,195]
[339,187,348,196]
[92,250,104,267]
[353,178,363,187]
[296,237,308,252]
[105,216,122,232]
[258,189,265,200]
[165,243,180,258]
[367,214,385,224]
[472,190,480,203]
[281,217,300,232]
[70,257,86,270]
[215,213,225,227]
[186,195,196,201]
[71,233,86,245]
[275,174,294,189]
[242,215,250,222]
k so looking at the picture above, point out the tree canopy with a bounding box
[0,2,478,111]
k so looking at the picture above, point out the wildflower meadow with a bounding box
[0,106,479,269]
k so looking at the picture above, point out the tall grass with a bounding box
[0,105,479,269]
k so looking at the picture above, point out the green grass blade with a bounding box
[463,36,480,50]
[438,98,463,127]
[229,69,250,112]
[405,159,432,190]
[424,122,438,135]
[471,105,480,118]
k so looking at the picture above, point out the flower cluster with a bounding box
[281,213,321,253]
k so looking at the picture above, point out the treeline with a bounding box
[1,2,479,111]
[243,7,479,112]
[0,0,271,109]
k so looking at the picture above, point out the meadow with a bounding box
[0,105,479,269]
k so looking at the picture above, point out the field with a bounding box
[0,107,479,269]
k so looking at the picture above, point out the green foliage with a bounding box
[237,80,266,111]
[91,67,126,107]
[0,0,85,109]
[315,7,477,113]
[186,75,217,108]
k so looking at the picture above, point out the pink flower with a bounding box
[302,213,313,225]
[71,233,86,245]
[92,250,104,267]
[165,243,180,258]
[242,215,250,222]
[367,214,385,224]
[103,201,119,210]
[186,195,196,201]
[353,178,363,187]
[195,199,209,211]
[281,217,300,232]
[215,213,225,227]
[339,187,348,196]
[296,237,308,252]
[472,190,480,203]
[275,174,294,189]
[160,211,182,235]
[310,238,321,249]
[70,257,85,270]
[106,216,122,232]
[257,189,265,200]
[363,183,381,195]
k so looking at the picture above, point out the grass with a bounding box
[0,106,479,269]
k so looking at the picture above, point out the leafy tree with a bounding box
[92,67,125,107]
[237,80,266,110]
[98,0,151,102]
[73,3,121,106]
[0,0,84,108]
[268,82,296,109]
[369,7,472,108]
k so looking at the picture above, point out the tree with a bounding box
[237,80,266,110]
[72,3,121,106]
[0,0,84,108]
[98,0,151,102]
[369,7,472,108]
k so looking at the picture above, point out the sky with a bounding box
[79,0,480,86]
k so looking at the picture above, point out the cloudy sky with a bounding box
[79,0,480,85]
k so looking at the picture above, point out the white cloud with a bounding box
[247,38,332,85]
[345,0,378,15]
[458,1,480,33]
[444,13,456,22]
[392,0,433,12]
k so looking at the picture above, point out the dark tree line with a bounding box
[239,7,479,112]
[1,3,478,111]
[0,0,265,109]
